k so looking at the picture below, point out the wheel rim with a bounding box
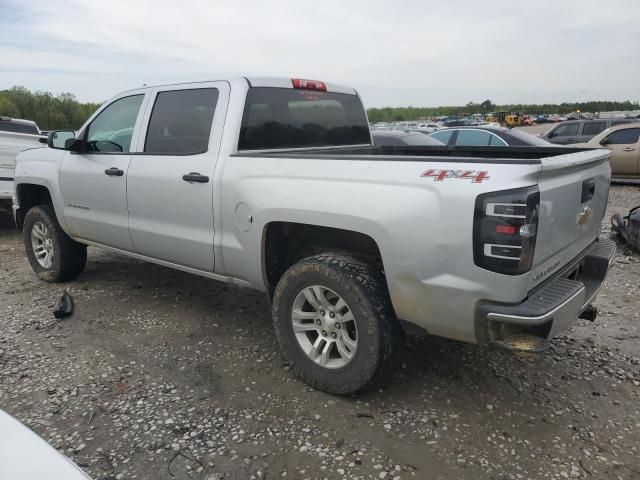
[31,222,54,269]
[291,285,358,369]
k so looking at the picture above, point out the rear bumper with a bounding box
[478,239,616,341]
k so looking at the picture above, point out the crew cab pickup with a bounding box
[0,117,46,207]
[12,77,616,394]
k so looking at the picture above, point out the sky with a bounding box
[1,0,639,108]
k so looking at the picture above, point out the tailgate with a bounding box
[529,149,611,289]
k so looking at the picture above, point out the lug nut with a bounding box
[320,310,325,316]
[322,330,327,337]
[335,323,341,329]
[315,319,321,326]
[331,332,337,339]
[329,312,335,318]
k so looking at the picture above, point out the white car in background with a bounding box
[0,117,46,207]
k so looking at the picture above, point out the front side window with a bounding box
[238,87,370,150]
[430,130,454,144]
[552,123,579,136]
[86,95,144,153]
[144,88,219,154]
[582,122,606,136]
[455,129,492,146]
[604,128,640,145]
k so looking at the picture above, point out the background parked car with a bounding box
[428,126,553,146]
[541,119,632,144]
[575,123,640,178]
[372,130,445,146]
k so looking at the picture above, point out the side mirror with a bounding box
[47,130,76,150]
[546,131,554,138]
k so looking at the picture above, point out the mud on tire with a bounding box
[272,252,403,394]
[23,205,87,282]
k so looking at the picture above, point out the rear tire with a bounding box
[23,205,87,282]
[272,252,402,394]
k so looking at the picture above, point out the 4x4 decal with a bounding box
[421,169,490,183]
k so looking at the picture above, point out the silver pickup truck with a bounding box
[12,77,616,394]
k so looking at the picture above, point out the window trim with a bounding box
[80,93,147,156]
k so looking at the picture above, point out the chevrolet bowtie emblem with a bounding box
[577,206,593,225]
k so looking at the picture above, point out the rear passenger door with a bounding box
[578,121,607,142]
[126,82,229,271]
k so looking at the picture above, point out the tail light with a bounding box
[292,78,327,91]
[473,186,540,275]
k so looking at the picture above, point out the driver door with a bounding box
[59,90,149,250]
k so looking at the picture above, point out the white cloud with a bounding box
[1,0,639,106]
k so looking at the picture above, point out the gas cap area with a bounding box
[234,202,253,232]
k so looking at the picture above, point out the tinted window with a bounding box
[144,88,218,154]
[87,95,144,153]
[455,129,492,146]
[604,128,640,145]
[489,134,507,146]
[238,87,370,150]
[0,121,39,134]
[430,130,454,144]
[582,122,606,136]
[552,123,579,136]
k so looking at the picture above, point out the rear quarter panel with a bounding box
[218,154,543,343]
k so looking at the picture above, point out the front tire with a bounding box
[23,205,87,282]
[272,253,402,394]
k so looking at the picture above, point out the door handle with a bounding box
[104,167,124,177]
[623,147,635,152]
[182,172,209,183]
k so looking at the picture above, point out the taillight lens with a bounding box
[473,186,540,275]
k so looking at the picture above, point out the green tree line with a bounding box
[367,99,640,122]
[1,85,639,128]
[0,86,101,131]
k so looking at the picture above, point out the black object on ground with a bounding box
[53,290,74,319]
[611,206,640,252]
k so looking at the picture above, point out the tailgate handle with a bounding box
[581,179,596,203]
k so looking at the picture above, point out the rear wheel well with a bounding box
[15,184,53,229]
[263,222,385,295]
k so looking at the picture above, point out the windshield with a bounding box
[238,87,370,150]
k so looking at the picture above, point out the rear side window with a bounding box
[553,123,579,136]
[0,121,39,134]
[238,87,370,150]
[455,130,492,146]
[582,122,606,136]
[604,128,640,145]
[145,88,218,154]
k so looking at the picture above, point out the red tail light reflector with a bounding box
[292,78,327,91]
[496,225,518,234]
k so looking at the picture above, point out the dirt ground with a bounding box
[0,185,639,480]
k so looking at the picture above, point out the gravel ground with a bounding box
[1,185,639,480]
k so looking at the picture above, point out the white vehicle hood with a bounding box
[0,409,91,480]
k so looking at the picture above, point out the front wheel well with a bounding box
[15,184,53,229]
[263,221,385,295]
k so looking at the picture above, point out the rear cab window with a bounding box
[238,87,370,150]
[0,120,39,134]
